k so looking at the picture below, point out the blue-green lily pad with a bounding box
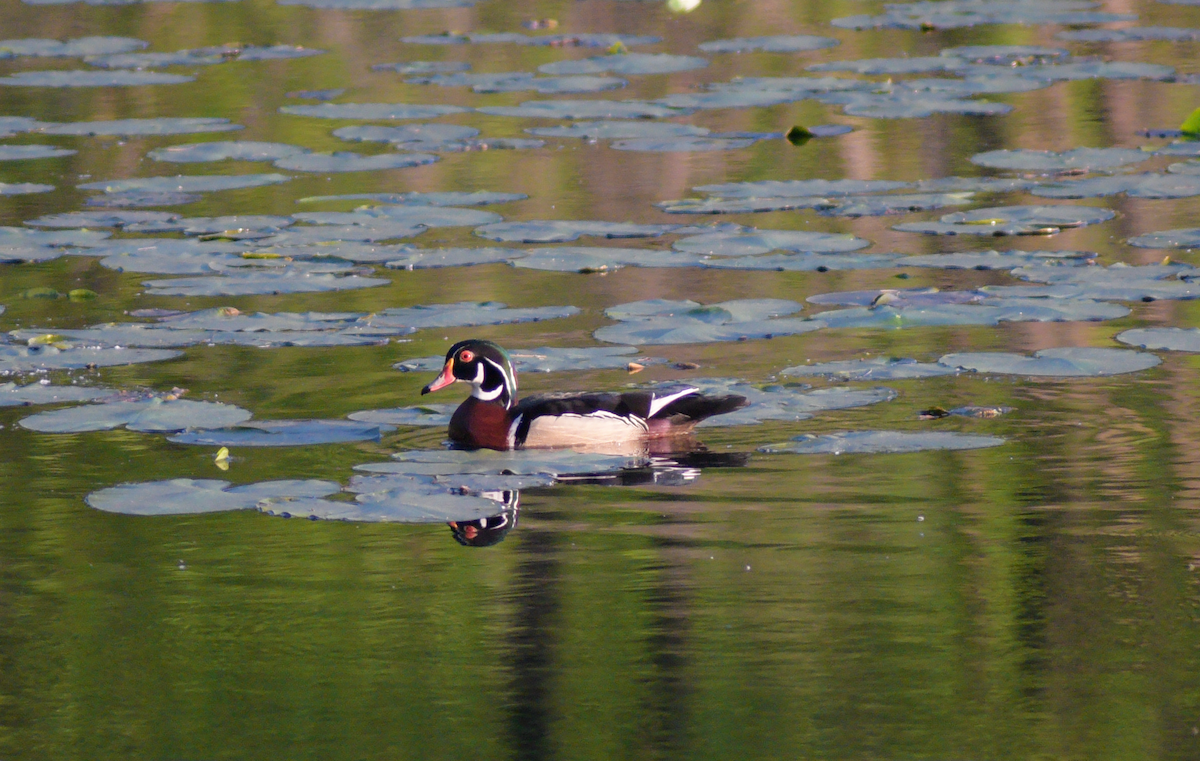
[941,347,1160,376]
[0,116,50,137]
[1015,62,1176,81]
[0,70,193,87]
[273,151,438,172]
[0,344,180,372]
[832,2,1134,31]
[1128,228,1200,249]
[394,345,663,374]
[698,35,839,53]
[409,72,626,94]
[348,404,455,426]
[1030,173,1200,199]
[78,174,290,194]
[895,204,1115,235]
[655,196,829,214]
[40,117,241,136]
[982,263,1200,301]
[527,121,709,140]
[297,191,524,206]
[252,222,425,245]
[760,430,1006,454]
[148,141,308,163]
[261,485,504,524]
[26,210,179,228]
[0,226,109,247]
[477,100,683,120]
[372,61,471,74]
[135,215,294,235]
[280,103,468,120]
[809,57,966,75]
[819,91,1011,119]
[169,419,392,446]
[695,179,910,197]
[0,145,76,160]
[332,124,480,144]
[86,478,341,516]
[782,357,958,381]
[899,249,1096,269]
[812,297,1127,329]
[85,191,201,207]
[610,136,755,152]
[595,298,821,345]
[1116,328,1200,353]
[0,381,118,406]
[818,192,975,217]
[475,220,679,243]
[384,247,524,269]
[361,301,578,330]
[941,44,1069,63]
[0,244,69,263]
[298,205,501,228]
[676,378,897,427]
[971,147,1149,171]
[674,230,869,255]
[0,36,147,57]
[509,246,706,272]
[538,53,708,76]
[19,396,251,433]
[0,182,54,195]
[701,252,902,271]
[358,448,641,477]
[85,50,227,68]
[1057,26,1200,41]
[141,268,389,296]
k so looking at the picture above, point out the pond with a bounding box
[2,0,1200,757]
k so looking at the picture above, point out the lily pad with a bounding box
[0,344,180,373]
[1116,328,1200,353]
[384,247,524,269]
[820,91,1011,119]
[695,179,910,198]
[701,252,903,271]
[809,57,966,75]
[655,197,830,214]
[261,485,504,524]
[348,404,456,427]
[0,382,118,406]
[79,174,291,194]
[1057,26,1200,42]
[0,244,69,263]
[981,263,1200,301]
[895,205,1115,236]
[970,147,1150,172]
[0,182,54,195]
[279,0,476,7]
[40,117,241,136]
[358,448,640,478]
[698,35,840,53]
[941,347,1160,376]
[818,192,975,217]
[148,141,308,163]
[1031,173,1200,199]
[372,61,471,74]
[0,36,148,57]
[85,49,228,68]
[26,210,180,228]
[538,53,708,76]
[141,268,389,297]
[475,220,679,243]
[252,222,425,246]
[531,121,710,140]
[169,419,392,446]
[361,301,579,330]
[1127,228,1200,249]
[86,478,342,516]
[85,191,201,207]
[595,298,822,345]
[298,205,501,228]
[19,396,251,433]
[273,151,438,172]
[0,70,193,87]
[279,103,469,120]
[832,1,1135,31]
[672,378,897,426]
[477,100,683,120]
[0,116,50,137]
[1014,62,1176,81]
[811,297,1128,329]
[760,431,1006,454]
[899,249,1096,269]
[940,44,1069,64]
[298,191,524,206]
[332,124,480,145]
[610,136,755,152]
[674,230,869,256]
[782,357,958,381]
[509,246,706,272]
[0,145,76,160]
[394,345,664,374]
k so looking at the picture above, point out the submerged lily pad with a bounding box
[273,151,438,172]
[1127,228,1200,249]
[941,347,1161,376]
[86,478,341,516]
[169,419,393,446]
[1116,328,1200,353]
[361,301,579,330]
[595,298,821,345]
[970,147,1149,172]
[475,220,679,243]
[148,141,308,163]
[760,431,1006,454]
[477,100,683,120]
[79,174,291,194]
[394,345,663,374]
[0,382,118,406]
[280,103,468,120]
[19,397,251,433]
[141,267,389,296]
[674,230,869,256]
[698,35,840,53]
[0,344,180,373]
[895,205,1115,236]
[0,70,193,87]
[538,53,707,76]
[0,145,76,160]
[782,357,958,381]
[40,117,242,136]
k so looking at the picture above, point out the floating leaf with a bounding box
[509,246,706,272]
[358,448,640,477]
[782,357,958,381]
[372,61,471,74]
[895,204,1115,236]
[298,190,524,206]
[0,36,148,57]
[361,301,579,330]
[610,136,755,152]
[1058,26,1200,42]
[970,147,1150,172]
[0,182,54,195]
[701,252,903,271]
[1127,228,1200,249]
[940,347,1161,376]
[899,249,1096,269]
[86,478,341,516]
[348,404,456,426]
[0,344,180,372]
[671,378,897,426]
[141,268,389,297]
[0,145,76,160]
[981,262,1200,301]
[832,2,1134,31]
[477,100,683,120]
[695,179,910,197]
[148,141,309,163]
[40,117,241,136]
[332,124,480,145]
[1182,107,1200,138]
[84,191,200,207]
[760,431,1006,454]
[393,345,664,374]
[169,419,392,446]
[79,174,291,194]
[940,44,1069,64]
[818,192,974,217]
[595,298,821,345]
[0,70,193,87]
[809,56,966,75]
[698,35,839,53]
[273,151,438,172]
[1116,328,1200,353]
[20,397,251,433]
[674,230,869,256]
[538,53,707,76]
[384,246,524,269]
[475,220,680,243]
[812,297,1128,329]
[0,382,117,406]
[279,103,469,120]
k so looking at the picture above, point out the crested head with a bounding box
[421,338,518,408]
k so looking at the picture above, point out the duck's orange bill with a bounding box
[421,359,456,395]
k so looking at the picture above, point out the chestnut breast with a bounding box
[449,396,513,450]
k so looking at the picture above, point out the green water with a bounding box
[3,0,1200,757]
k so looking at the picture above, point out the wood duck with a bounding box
[420,339,748,451]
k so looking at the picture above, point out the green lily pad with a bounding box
[332,124,480,145]
[832,1,1134,31]
[384,246,524,269]
[362,301,579,330]
[475,220,680,243]
[895,204,1115,236]
[809,56,966,75]
[595,298,821,345]
[20,396,251,433]
[87,479,342,516]
[899,249,1096,269]
[695,179,910,197]
[812,297,1127,329]
[348,404,456,426]
[982,263,1200,301]
[611,136,756,152]
[79,174,290,194]
[674,378,897,426]
[509,246,706,272]
[940,347,1161,376]
[40,117,242,136]
[760,431,1006,454]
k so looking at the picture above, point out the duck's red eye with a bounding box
[459,349,475,362]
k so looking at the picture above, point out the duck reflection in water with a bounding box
[445,443,749,548]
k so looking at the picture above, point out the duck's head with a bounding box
[421,338,517,408]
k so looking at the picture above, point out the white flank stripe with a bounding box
[648,387,698,418]
[507,413,524,449]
